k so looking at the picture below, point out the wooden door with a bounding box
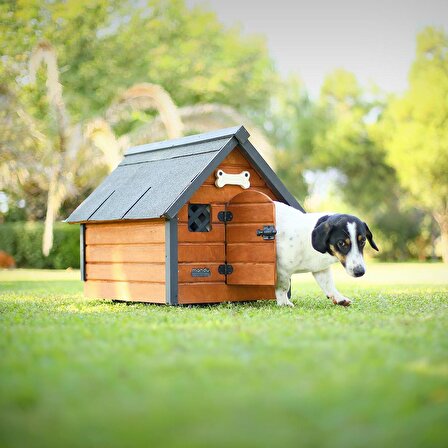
[225,190,277,285]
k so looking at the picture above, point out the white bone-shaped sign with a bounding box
[215,169,251,189]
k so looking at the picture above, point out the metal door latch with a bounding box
[256,225,277,240]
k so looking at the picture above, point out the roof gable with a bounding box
[66,126,303,223]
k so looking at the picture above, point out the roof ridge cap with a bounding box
[124,125,249,157]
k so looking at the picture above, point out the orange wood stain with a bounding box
[84,280,165,303]
[178,283,275,304]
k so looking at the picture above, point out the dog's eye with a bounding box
[337,240,346,248]
[359,237,366,247]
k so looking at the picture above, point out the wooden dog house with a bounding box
[66,126,304,305]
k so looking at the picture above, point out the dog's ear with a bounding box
[311,215,332,254]
[364,222,379,251]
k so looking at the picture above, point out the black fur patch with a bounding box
[312,214,379,256]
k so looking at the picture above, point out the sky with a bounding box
[186,0,448,97]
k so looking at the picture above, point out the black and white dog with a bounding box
[274,202,379,307]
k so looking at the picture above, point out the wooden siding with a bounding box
[178,284,275,304]
[85,281,165,303]
[84,219,166,303]
[177,147,278,304]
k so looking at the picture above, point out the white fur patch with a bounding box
[345,222,365,276]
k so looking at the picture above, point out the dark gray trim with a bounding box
[80,224,86,281]
[125,125,248,156]
[163,137,239,218]
[165,218,178,305]
[234,125,250,144]
[239,140,305,212]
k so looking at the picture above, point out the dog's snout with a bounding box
[353,266,365,277]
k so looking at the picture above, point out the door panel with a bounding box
[226,243,276,263]
[227,203,274,223]
[226,191,277,286]
[229,263,276,285]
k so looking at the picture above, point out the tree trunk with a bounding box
[42,177,63,256]
[434,213,448,263]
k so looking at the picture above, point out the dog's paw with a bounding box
[336,298,351,307]
[277,299,295,307]
[329,296,352,307]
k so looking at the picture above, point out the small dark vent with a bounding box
[188,204,211,232]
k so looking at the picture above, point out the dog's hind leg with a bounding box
[312,268,351,306]
[275,273,294,307]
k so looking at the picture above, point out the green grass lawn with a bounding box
[1,264,447,448]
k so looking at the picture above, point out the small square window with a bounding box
[188,204,211,232]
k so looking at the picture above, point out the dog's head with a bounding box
[311,214,378,277]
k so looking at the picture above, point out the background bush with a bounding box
[0,222,79,269]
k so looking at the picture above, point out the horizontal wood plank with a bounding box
[189,185,276,203]
[85,280,165,303]
[227,223,275,243]
[86,221,165,245]
[178,283,275,304]
[177,223,224,243]
[226,243,276,262]
[227,263,276,286]
[221,148,251,166]
[86,244,165,263]
[229,190,274,204]
[178,243,225,262]
[227,203,274,223]
[178,263,225,283]
[86,262,165,282]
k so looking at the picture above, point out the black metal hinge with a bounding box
[256,225,277,240]
[218,211,233,222]
[218,264,233,275]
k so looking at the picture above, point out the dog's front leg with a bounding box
[312,268,351,306]
[275,272,294,307]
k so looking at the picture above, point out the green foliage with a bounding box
[0,267,447,447]
[271,69,425,260]
[375,27,448,261]
[0,222,79,268]
[0,0,276,121]
[269,76,322,199]
[314,69,396,211]
[378,28,448,213]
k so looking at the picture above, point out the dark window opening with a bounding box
[188,204,211,232]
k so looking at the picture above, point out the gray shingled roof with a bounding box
[66,125,303,223]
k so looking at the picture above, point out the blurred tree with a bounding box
[292,69,423,260]
[313,69,396,210]
[0,0,277,254]
[0,0,275,120]
[268,76,320,200]
[377,27,448,262]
